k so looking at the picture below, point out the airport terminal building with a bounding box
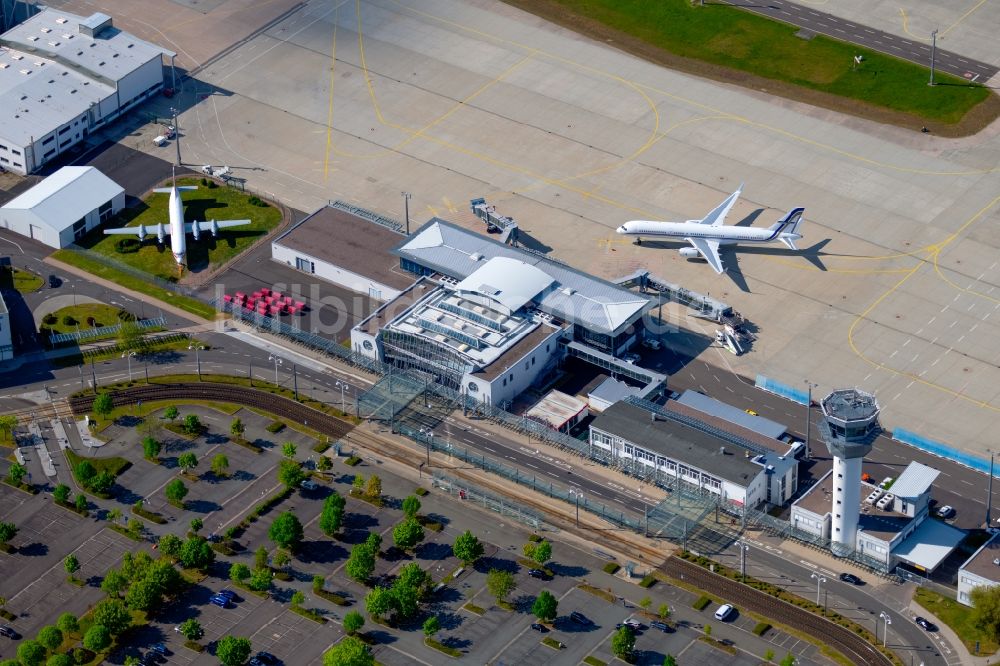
[0,8,172,175]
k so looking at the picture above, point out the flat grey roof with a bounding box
[960,534,1000,583]
[889,462,939,499]
[588,377,640,404]
[472,320,563,381]
[892,518,965,572]
[591,401,761,486]
[663,399,792,456]
[273,204,416,291]
[396,219,651,335]
[677,390,787,440]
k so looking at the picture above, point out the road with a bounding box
[726,0,997,83]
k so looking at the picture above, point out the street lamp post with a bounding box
[879,611,891,647]
[292,363,298,401]
[268,354,282,384]
[170,107,181,166]
[188,344,205,379]
[336,380,350,412]
[810,572,827,606]
[987,449,994,527]
[804,381,818,461]
[570,488,584,528]
[402,191,412,235]
[737,541,750,580]
[121,351,136,383]
[929,29,939,85]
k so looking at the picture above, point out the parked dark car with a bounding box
[649,621,670,633]
[527,569,547,579]
[0,626,19,639]
[249,652,279,666]
[915,617,937,631]
[570,611,592,626]
[48,274,61,288]
[150,643,168,655]
[530,623,547,633]
[839,573,862,585]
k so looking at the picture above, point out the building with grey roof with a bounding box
[588,400,796,509]
[0,166,124,247]
[958,534,1000,606]
[676,389,788,440]
[395,219,652,356]
[0,8,173,175]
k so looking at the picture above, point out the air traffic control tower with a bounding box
[818,388,881,557]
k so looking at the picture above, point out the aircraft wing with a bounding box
[103,226,171,236]
[686,237,725,274]
[698,183,743,226]
[184,219,252,233]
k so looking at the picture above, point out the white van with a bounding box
[153,135,167,146]
[714,603,735,621]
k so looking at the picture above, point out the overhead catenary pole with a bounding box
[171,107,181,166]
[402,191,412,235]
[804,381,818,461]
[987,450,995,527]
[929,29,939,85]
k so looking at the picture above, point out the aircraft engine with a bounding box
[192,221,200,241]
[156,223,166,244]
[138,224,147,241]
[210,220,219,237]
[678,247,701,258]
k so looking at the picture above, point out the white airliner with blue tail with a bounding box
[103,171,250,271]
[615,184,805,274]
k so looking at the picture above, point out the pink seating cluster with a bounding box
[222,288,308,317]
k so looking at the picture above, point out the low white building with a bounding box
[958,534,1000,606]
[0,166,124,247]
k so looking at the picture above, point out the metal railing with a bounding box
[431,472,547,530]
[49,316,167,345]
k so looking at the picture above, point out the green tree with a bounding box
[352,474,365,494]
[0,414,17,441]
[323,636,373,666]
[7,462,26,486]
[92,392,113,421]
[611,626,635,660]
[56,612,79,636]
[704,623,712,637]
[93,598,131,635]
[46,654,72,666]
[163,406,179,422]
[248,567,272,592]
[397,562,430,595]
[391,580,419,618]
[346,542,376,584]
[125,579,161,611]
[392,517,424,551]
[764,649,775,663]
[401,494,421,518]
[317,455,332,472]
[64,554,80,577]
[452,530,485,566]
[182,414,202,435]
[229,417,245,441]
[165,478,188,506]
[107,507,122,525]
[343,610,365,635]
[532,590,558,622]
[75,494,87,512]
[319,493,345,536]
[531,540,552,565]
[211,454,230,477]
[365,475,382,499]
[159,533,182,559]
[87,471,115,494]
[177,452,198,473]
[282,442,297,459]
[254,546,269,570]
[422,615,440,638]
[268,512,304,550]
[365,532,382,554]
[75,460,96,485]
[639,596,652,611]
[101,569,128,597]
[277,459,305,489]
[37,625,63,651]
[145,560,180,595]
[53,484,70,504]
[216,635,252,666]
[779,654,795,666]
[179,536,215,571]
[291,590,305,607]
[312,575,326,593]
[82,625,111,652]
[230,563,251,583]
[364,586,394,619]
[658,603,671,620]
[663,656,678,666]
[179,618,203,640]
[971,585,1000,640]
[141,436,161,460]
[486,568,516,603]
[16,640,46,666]
[0,521,15,546]
[190,518,203,534]
[273,550,291,573]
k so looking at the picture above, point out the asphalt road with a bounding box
[726,0,997,83]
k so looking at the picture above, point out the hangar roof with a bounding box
[396,219,651,335]
[455,257,554,314]
[2,166,123,229]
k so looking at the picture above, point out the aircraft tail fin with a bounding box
[780,237,799,251]
[768,207,805,233]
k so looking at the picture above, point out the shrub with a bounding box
[206,180,218,189]
[61,315,76,326]
[43,313,57,325]
[602,562,621,575]
[114,238,141,254]
[753,622,771,636]
[693,596,712,611]
[639,574,656,588]
[265,421,285,434]
[414,487,428,496]
[116,309,135,321]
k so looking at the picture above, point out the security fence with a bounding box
[430,472,547,531]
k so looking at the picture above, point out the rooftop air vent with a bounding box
[56,17,68,24]
[562,287,575,296]
[48,41,60,47]
[77,51,83,56]
[0,64,8,70]
[19,69,31,75]
[63,34,73,40]
[127,43,134,48]
[40,27,51,34]
[12,54,23,60]
[470,253,483,261]
[27,36,38,42]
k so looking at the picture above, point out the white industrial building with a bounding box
[958,534,1000,606]
[0,9,173,175]
[0,166,124,247]
[589,399,800,509]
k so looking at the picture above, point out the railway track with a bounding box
[68,383,356,443]
[662,557,894,666]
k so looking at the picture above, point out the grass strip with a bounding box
[131,505,167,524]
[463,602,486,615]
[699,636,737,655]
[291,605,328,624]
[541,636,564,650]
[424,637,461,657]
[583,657,607,666]
[314,589,350,606]
[602,562,620,575]
[577,584,615,603]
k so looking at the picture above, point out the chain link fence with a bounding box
[430,472,548,531]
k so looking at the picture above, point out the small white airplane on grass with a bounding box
[615,183,805,274]
[104,172,250,271]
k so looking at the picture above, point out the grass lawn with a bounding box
[506,0,991,125]
[914,587,998,655]
[0,265,44,293]
[40,303,129,334]
[76,178,281,281]
[64,447,131,478]
[52,248,217,320]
